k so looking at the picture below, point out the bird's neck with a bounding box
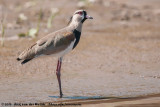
[68,21,82,32]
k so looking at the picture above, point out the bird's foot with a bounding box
[60,93,63,98]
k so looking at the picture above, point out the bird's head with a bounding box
[68,10,93,25]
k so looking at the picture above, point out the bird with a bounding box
[17,10,93,98]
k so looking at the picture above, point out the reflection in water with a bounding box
[48,95,153,105]
[49,96,112,100]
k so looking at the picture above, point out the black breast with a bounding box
[73,29,81,49]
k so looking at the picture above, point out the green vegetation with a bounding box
[47,8,59,28]
[1,19,5,47]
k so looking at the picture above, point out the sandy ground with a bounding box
[0,0,160,107]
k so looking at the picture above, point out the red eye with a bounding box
[77,12,83,15]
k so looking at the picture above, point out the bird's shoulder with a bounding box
[36,28,75,47]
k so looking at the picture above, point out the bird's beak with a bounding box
[86,15,93,19]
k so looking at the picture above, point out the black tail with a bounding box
[17,58,21,61]
[21,59,32,65]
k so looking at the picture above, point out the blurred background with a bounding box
[0,0,160,105]
[0,0,160,40]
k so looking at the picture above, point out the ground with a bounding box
[0,0,160,107]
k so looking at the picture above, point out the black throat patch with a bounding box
[81,11,87,23]
[73,29,81,49]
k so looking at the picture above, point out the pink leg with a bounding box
[56,57,63,98]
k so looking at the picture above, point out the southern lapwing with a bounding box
[17,10,93,98]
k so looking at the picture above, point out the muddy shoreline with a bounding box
[0,0,160,107]
[12,94,160,107]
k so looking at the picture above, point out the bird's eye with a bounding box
[76,12,83,15]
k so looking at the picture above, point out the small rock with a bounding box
[132,10,141,18]
[24,1,36,8]
[144,16,151,21]
[88,0,96,4]
[121,10,130,21]
[120,3,128,8]
[18,13,28,21]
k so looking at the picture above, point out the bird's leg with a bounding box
[56,57,63,98]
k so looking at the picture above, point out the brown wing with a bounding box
[35,31,75,55]
[17,43,37,60]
